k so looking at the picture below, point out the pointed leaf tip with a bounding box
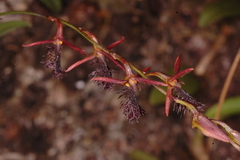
[169,68,194,82]
[174,56,181,74]
[106,36,125,50]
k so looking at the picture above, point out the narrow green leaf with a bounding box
[40,0,62,14]
[180,73,199,95]
[0,11,46,19]
[199,0,240,27]
[205,96,240,119]
[0,20,31,37]
[149,86,166,105]
[129,150,159,160]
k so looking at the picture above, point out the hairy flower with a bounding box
[172,87,204,114]
[146,56,194,116]
[89,57,114,90]
[23,17,85,78]
[118,87,145,123]
[41,44,64,78]
[90,58,165,122]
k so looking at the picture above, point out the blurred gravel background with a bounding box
[0,0,240,160]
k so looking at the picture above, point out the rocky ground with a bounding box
[0,0,240,160]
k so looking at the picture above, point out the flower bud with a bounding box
[192,113,229,143]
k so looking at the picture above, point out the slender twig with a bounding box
[215,48,240,120]
[208,48,240,149]
[195,25,232,76]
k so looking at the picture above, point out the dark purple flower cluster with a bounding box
[172,87,204,114]
[118,87,145,123]
[89,58,114,90]
[41,45,65,78]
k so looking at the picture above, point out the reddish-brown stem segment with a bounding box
[98,50,125,71]
[165,87,172,116]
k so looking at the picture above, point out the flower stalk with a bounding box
[0,11,240,152]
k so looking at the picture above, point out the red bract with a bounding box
[164,57,194,116]
[106,36,125,50]
[192,113,229,143]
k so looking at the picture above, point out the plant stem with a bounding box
[208,48,240,149]
[0,11,47,19]
[214,48,240,120]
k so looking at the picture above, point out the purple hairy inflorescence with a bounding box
[41,45,65,78]
[118,87,145,123]
[89,58,114,90]
[172,87,204,114]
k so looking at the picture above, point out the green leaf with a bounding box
[0,20,31,37]
[149,86,166,105]
[205,96,240,120]
[180,73,199,95]
[40,0,62,14]
[129,150,159,160]
[0,11,46,18]
[199,0,240,27]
